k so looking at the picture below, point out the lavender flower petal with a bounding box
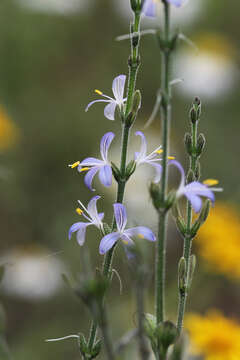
[147,161,162,183]
[100,132,115,162]
[76,225,88,246]
[114,203,128,233]
[98,165,112,187]
[124,226,156,242]
[99,232,120,254]
[85,99,110,112]
[80,157,103,167]
[185,193,202,213]
[84,166,99,191]
[167,0,183,7]
[104,102,117,120]
[112,75,126,103]
[184,181,215,202]
[87,195,103,224]
[68,222,89,240]
[142,0,157,17]
[135,131,147,161]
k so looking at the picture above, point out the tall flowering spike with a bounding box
[135,131,175,183]
[85,75,127,120]
[170,160,222,213]
[68,196,104,246]
[99,203,156,255]
[69,132,114,191]
[142,0,184,17]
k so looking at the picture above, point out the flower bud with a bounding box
[165,190,176,211]
[184,133,193,156]
[149,183,162,211]
[176,217,187,238]
[195,161,201,180]
[186,169,195,184]
[91,339,102,358]
[156,321,178,351]
[196,133,206,156]
[130,0,143,12]
[178,257,186,294]
[111,162,121,182]
[190,97,201,124]
[125,160,136,180]
[125,90,141,127]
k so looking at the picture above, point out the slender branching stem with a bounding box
[87,9,142,354]
[156,0,171,328]
[176,122,198,333]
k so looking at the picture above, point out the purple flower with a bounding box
[135,131,175,183]
[99,203,156,255]
[170,160,222,213]
[69,132,114,191]
[142,0,184,17]
[68,196,104,246]
[85,75,127,120]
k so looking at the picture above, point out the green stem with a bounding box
[156,0,171,327]
[176,122,198,333]
[87,9,141,352]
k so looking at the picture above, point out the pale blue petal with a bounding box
[185,193,202,213]
[114,203,128,233]
[169,160,185,190]
[87,196,101,222]
[85,99,110,112]
[80,157,103,167]
[104,102,117,120]
[76,226,88,246]
[167,0,183,7]
[68,222,89,241]
[112,75,126,103]
[184,182,215,203]
[147,161,162,183]
[142,0,157,17]
[135,131,147,160]
[84,166,99,191]
[99,232,120,255]
[124,226,156,242]
[98,165,112,187]
[100,132,115,162]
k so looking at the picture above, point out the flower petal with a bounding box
[112,75,126,103]
[124,226,156,242]
[76,226,88,246]
[100,132,115,162]
[98,165,112,187]
[85,99,110,112]
[185,181,215,203]
[185,193,203,213]
[135,131,147,162]
[68,222,89,241]
[147,161,162,183]
[114,203,128,233]
[84,166,99,191]
[167,0,184,7]
[169,160,185,192]
[99,232,120,255]
[104,102,117,120]
[142,0,157,17]
[87,195,103,225]
[80,157,103,167]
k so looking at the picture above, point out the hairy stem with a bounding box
[156,0,171,327]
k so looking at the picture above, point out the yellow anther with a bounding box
[155,149,163,154]
[79,167,90,172]
[168,156,175,160]
[95,89,103,95]
[138,234,144,239]
[203,179,219,186]
[69,161,80,169]
[76,208,83,215]
[122,239,128,245]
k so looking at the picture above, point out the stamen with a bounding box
[203,179,219,186]
[168,156,176,160]
[155,149,163,154]
[138,234,144,239]
[95,89,103,95]
[122,239,128,245]
[79,167,90,172]
[69,161,80,169]
[76,208,83,215]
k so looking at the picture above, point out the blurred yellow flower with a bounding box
[0,106,19,151]
[196,203,240,279]
[185,311,240,360]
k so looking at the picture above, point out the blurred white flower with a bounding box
[1,246,65,300]
[17,0,92,15]
[175,34,238,100]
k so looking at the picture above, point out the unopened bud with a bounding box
[184,133,193,156]
[130,0,142,12]
[149,183,162,211]
[125,160,136,180]
[176,217,187,237]
[165,190,176,211]
[157,321,178,351]
[111,162,121,182]
[196,133,206,156]
[190,97,201,124]
[125,90,141,127]
[186,169,195,184]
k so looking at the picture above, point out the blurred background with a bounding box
[0,0,239,359]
